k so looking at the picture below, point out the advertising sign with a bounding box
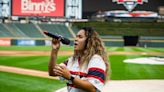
[0,39,11,46]
[12,0,64,17]
[17,40,35,46]
[113,0,148,11]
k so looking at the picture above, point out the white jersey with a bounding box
[60,54,106,92]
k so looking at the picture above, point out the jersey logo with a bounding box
[113,0,148,11]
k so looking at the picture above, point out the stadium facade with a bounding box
[83,0,164,18]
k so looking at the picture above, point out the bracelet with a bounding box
[70,76,75,82]
[68,76,75,83]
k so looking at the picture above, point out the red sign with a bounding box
[117,0,145,4]
[12,0,64,17]
[0,39,11,46]
[113,0,148,11]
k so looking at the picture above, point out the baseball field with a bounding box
[0,46,164,92]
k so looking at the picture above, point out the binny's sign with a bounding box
[113,0,148,12]
[12,0,64,17]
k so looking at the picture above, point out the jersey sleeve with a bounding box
[86,55,106,92]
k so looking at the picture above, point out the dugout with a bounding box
[123,36,139,46]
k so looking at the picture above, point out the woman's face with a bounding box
[74,29,87,51]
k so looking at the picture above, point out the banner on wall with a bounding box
[12,0,64,17]
[0,39,11,46]
[45,40,51,46]
[17,40,35,46]
[113,0,148,12]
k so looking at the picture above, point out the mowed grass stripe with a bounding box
[124,47,135,52]
[109,55,127,80]
[135,47,157,52]
[114,47,124,51]
[109,55,164,80]
[0,46,51,51]
[0,56,70,71]
[0,47,164,80]
[132,47,164,52]
[0,46,73,51]
[0,55,164,80]
[148,48,164,52]
[0,72,65,92]
[0,46,164,52]
[106,47,119,52]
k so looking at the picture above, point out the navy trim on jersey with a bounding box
[87,67,105,83]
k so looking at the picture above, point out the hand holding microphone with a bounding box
[43,31,70,45]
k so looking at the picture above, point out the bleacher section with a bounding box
[38,23,73,38]
[14,23,44,38]
[0,24,14,37]
[71,22,164,47]
[5,23,27,37]
[72,22,164,36]
[0,23,73,39]
[0,22,163,47]
[71,26,79,34]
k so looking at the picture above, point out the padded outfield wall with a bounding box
[0,38,164,48]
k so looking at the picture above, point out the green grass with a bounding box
[0,46,73,51]
[0,56,70,71]
[0,72,66,92]
[109,55,164,80]
[0,55,164,80]
[106,47,164,52]
[0,46,164,80]
[0,46,164,52]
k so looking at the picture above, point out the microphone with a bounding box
[43,31,70,45]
